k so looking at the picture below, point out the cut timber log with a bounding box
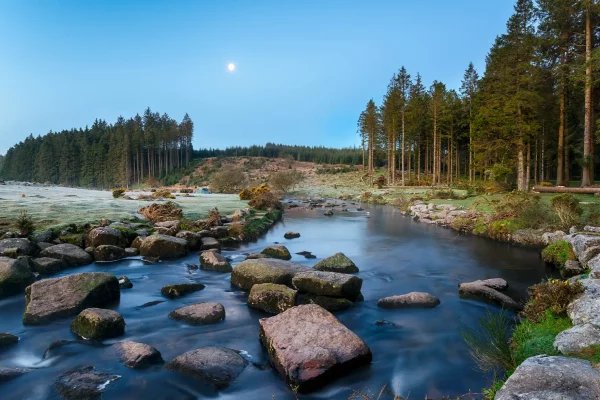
[533,186,600,194]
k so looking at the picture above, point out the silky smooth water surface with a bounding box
[0,204,552,399]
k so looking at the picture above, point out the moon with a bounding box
[227,63,236,72]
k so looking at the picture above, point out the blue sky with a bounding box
[0,0,515,155]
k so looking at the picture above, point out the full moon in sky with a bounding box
[227,63,236,72]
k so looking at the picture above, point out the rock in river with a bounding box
[39,243,93,267]
[0,333,18,348]
[200,237,221,251]
[94,245,126,262]
[86,227,126,248]
[22,272,120,325]
[199,251,232,272]
[55,366,119,400]
[458,278,520,311]
[297,293,354,312]
[0,366,31,383]
[259,304,372,392]
[231,259,309,290]
[0,256,35,298]
[113,341,163,368]
[283,232,300,239]
[70,308,125,340]
[377,292,440,309]
[118,276,133,289]
[495,355,600,400]
[292,270,362,300]
[169,302,225,325]
[139,234,188,260]
[0,238,37,257]
[31,257,65,275]
[260,245,292,260]
[247,283,297,314]
[313,252,359,273]
[165,347,248,389]
[161,283,205,299]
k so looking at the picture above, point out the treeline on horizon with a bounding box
[0,108,194,188]
[193,143,363,165]
[358,0,600,190]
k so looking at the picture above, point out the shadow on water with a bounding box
[0,203,553,399]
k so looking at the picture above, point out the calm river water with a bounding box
[0,203,552,399]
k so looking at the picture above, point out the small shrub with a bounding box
[112,188,126,198]
[151,189,174,199]
[138,201,182,223]
[451,215,477,233]
[522,278,584,323]
[551,194,582,229]
[461,310,516,374]
[15,211,35,236]
[249,190,282,211]
[203,207,221,229]
[269,170,303,193]
[389,195,412,212]
[511,310,571,366]
[239,188,253,200]
[425,189,462,200]
[210,168,246,193]
[360,192,372,202]
[539,181,554,187]
[487,218,526,239]
[541,240,575,267]
[374,175,385,189]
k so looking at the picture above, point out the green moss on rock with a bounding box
[70,308,125,340]
[248,283,297,314]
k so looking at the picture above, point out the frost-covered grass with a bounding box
[0,184,248,231]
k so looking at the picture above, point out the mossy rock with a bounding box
[139,235,188,260]
[59,234,85,248]
[248,283,297,314]
[0,256,35,299]
[313,252,359,273]
[260,245,292,260]
[292,270,363,300]
[94,245,126,262]
[70,308,125,340]
[231,259,309,290]
[297,293,354,311]
[542,240,576,267]
[161,283,205,299]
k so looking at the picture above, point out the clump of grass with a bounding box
[461,310,516,374]
[151,189,175,199]
[511,309,572,366]
[522,278,583,323]
[541,240,575,267]
[15,210,35,236]
[138,201,182,223]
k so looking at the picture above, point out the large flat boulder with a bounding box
[0,238,36,257]
[23,272,120,325]
[165,347,248,389]
[292,270,362,300]
[231,259,309,290]
[566,233,600,263]
[259,304,371,392]
[39,244,92,267]
[313,252,358,273]
[0,256,35,298]
[495,355,600,400]
[86,227,126,248]
[139,234,188,260]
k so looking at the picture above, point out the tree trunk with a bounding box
[401,111,405,186]
[525,142,531,191]
[557,55,566,186]
[582,0,594,186]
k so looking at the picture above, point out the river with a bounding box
[0,203,553,399]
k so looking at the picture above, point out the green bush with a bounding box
[488,218,526,239]
[551,194,582,229]
[511,310,571,366]
[541,240,575,267]
[522,278,583,323]
[112,188,126,198]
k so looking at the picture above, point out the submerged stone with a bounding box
[161,283,205,299]
[55,366,119,400]
[377,292,440,309]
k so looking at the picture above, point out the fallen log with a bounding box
[533,186,600,194]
